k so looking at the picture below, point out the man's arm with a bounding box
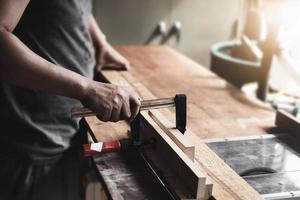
[89,16,130,70]
[0,0,140,122]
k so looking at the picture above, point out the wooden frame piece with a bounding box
[149,110,195,160]
[140,110,208,200]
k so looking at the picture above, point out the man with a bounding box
[0,0,140,199]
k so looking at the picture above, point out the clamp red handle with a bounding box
[83,141,122,157]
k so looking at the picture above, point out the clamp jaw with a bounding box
[131,94,187,145]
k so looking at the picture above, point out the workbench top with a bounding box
[86,46,276,200]
[90,46,275,142]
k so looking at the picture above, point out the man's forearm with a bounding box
[0,28,90,100]
[88,16,130,70]
[89,16,108,49]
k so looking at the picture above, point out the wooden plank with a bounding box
[149,110,195,160]
[86,46,273,200]
[140,110,207,200]
[84,117,129,142]
[148,110,214,199]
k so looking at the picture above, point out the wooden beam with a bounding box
[149,110,195,160]
[148,110,213,200]
[140,110,207,200]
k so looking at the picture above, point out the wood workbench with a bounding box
[85,46,276,200]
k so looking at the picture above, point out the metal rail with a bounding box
[71,97,175,118]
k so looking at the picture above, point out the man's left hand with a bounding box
[96,44,130,71]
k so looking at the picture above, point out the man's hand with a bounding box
[81,81,140,122]
[89,16,130,71]
[96,44,130,71]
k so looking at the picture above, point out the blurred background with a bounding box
[93,0,300,118]
[93,0,242,66]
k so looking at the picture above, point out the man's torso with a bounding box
[0,0,95,163]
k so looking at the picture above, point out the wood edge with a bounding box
[205,178,213,198]
[198,164,214,200]
[83,117,98,142]
[149,110,196,160]
[141,111,209,199]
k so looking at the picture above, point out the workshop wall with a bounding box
[93,0,242,67]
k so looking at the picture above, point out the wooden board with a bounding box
[86,46,276,200]
[148,109,214,199]
[149,110,196,160]
[140,110,207,200]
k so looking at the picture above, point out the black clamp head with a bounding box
[130,94,187,143]
[175,94,187,134]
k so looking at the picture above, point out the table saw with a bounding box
[206,110,300,200]
[83,46,300,200]
[206,133,300,200]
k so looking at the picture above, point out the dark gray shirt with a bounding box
[0,0,95,163]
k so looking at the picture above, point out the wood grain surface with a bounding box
[93,151,174,200]
[112,46,275,139]
[86,46,276,200]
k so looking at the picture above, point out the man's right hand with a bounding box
[81,81,140,122]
